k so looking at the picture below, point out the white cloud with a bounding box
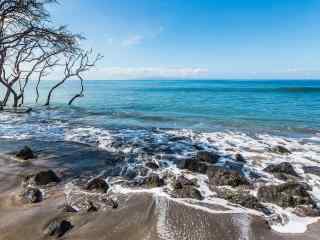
[91,67,209,79]
[285,68,320,75]
[122,35,144,47]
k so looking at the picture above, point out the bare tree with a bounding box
[0,0,100,108]
[35,58,58,103]
[45,50,102,106]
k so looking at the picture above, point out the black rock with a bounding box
[217,189,270,214]
[207,166,249,188]
[44,219,73,238]
[145,161,159,170]
[257,182,314,208]
[86,177,109,193]
[177,151,220,174]
[174,175,195,189]
[303,166,320,177]
[196,151,220,163]
[271,145,291,154]
[139,166,149,177]
[264,162,299,179]
[235,153,246,163]
[172,185,203,200]
[143,173,164,188]
[172,175,203,200]
[177,157,212,174]
[16,146,35,160]
[22,169,60,186]
[21,187,42,204]
[34,170,60,185]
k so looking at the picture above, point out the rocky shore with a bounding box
[0,130,320,239]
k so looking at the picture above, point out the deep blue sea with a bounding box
[1,80,320,142]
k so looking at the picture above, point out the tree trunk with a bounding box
[2,87,10,106]
[68,76,84,105]
[68,93,84,105]
[12,93,18,108]
[35,78,41,103]
[44,78,67,106]
[0,80,19,107]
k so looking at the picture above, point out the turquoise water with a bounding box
[1,80,320,140]
[30,80,320,133]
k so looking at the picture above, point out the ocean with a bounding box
[3,79,319,136]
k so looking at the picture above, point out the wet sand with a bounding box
[0,140,319,240]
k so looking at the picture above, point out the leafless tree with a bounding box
[45,50,102,106]
[0,0,101,108]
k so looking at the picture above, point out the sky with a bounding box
[49,0,320,80]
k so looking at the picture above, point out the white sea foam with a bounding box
[268,206,320,233]
[103,129,320,233]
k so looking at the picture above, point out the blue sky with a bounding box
[50,0,320,80]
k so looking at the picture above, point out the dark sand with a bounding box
[0,140,319,240]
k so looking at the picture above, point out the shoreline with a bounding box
[0,137,320,239]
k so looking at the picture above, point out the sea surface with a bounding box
[2,80,320,135]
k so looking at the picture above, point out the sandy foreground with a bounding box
[0,140,320,240]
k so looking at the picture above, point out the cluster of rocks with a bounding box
[257,182,319,216]
[142,173,165,187]
[19,169,60,204]
[270,145,291,155]
[36,176,118,238]
[85,177,109,193]
[17,167,75,237]
[20,187,42,204]
[207,166,249,188]
[16,146,35,160]
[215,188,270,214]
[263,162,300,181]
[260,160,320,216]
[174,147,320,217]
[177,151,221,174]
[65,176,119,212]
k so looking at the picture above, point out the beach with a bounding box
[0,129,320,239]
